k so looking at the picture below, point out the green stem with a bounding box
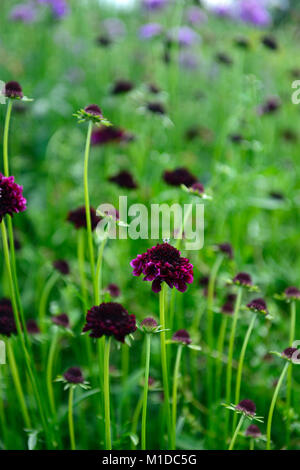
[95,237,107,305]
[266,362,289,450]
[3,99,12,176]
[250,438,254,450]
[171,344,183,450]
[286,301,296,448]
[225,287,243,437]
[141,334,151,450]
[228,414,244,450]
[7,340,31,428]
[233,314,257,430]
[38,271,59,333]
[215,315,228,402]
[104,336,112,450]
[131,394,143,450]
[77,230,88,310]
[159,283,171,447]
[46,332,58,416]
[83,121,96,298]
[0,365,7,446]
[68,387,76,450]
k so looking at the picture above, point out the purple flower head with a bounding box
[10,3,37,23]
[247,298,268,315]
[168,26,200,47]
[4,81,23,99]
[236,399,256,416]
[53,259,70,276]
[163,167,197,188]
[67,206,101,231]
[282,347,300,361]
[140,317,158,333]
[0,174,27,222]
[52,313,70,329]
[190,182,205,195]
[109,170,138,189]
[245,424,261,438]
[179,51,199,70]
[26,319,40,335]
[83,302,136,343]
[233,272,252,287]
[217,242,233,259]
[63,367,84,384]
[261,35,278,51]
[142,0,168,11]
[38,0,69,19]
[172,329,192,345]
[107,284,121,298]
[139,23,162,40]
[221,301,234,315]
[147,101,166,115]
[91,126,133,146]
[84,104,103,117]
[0,298,16,337]
[102,18,126,40]
[284,286,300,300]
[130,242,193,293]
[186,7,207,26]
[111,80,134,95]
[238,0,271,27]
[258,96,281,115]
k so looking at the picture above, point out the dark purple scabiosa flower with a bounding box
[282,347,300,360]
[106,283,120,298]
[0,174,27,222]
[83,302,136,343]
[236,399,256,416]
[261,35,278,51]
[52,313,70,328]
[53,259,70,275]
[229,133,244,144]
[140,317,158,333]
[147,102,166,115]
[139,23,163,40]
[221,301,234,315]
[258,96,281,116]
[26,319,40,335]
[10,3,37,23]
[74,104,110,126]
[226,293,237,303]
[281,129,297,142]
[163,167,197,188]
[189,182,205,195]
[63,367,84,384]
[91,126,133,146]
[111,80,134,95]
[4,81,24,99]
[232,272,252,287]
[84,104,103,117]
[97,35,112,47]
[130,242,193,293]
[245,424,261,438]
[109,170,138,189]
[216,242,233,259]
[216,52,233,66]
[142,0,168,11]
[38,0,69,19]
[284,286,300,301]
[247,298,268,315]
[67,206,101,231]
[0,298,16,337]
[172,329,191,345]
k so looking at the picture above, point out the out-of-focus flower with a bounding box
[26,319,40,335]
[38,0,69,19]
[172,329,192,345]
[216,242,233,259]
[52,313,70,328]
[142,0,168,11]
[108,170,138,189]
[167,26,201,47]
[83,302,136,343]
[139,23,163,40]
[261,35,278,50]
[63,367,84,384]
[53,259,70,275]
[216,52,233,66]
[4,81,23,99]
[10,3,37,23]
[284,286,300,301]
[245,424,261,438]
[0,174,27,222]
[111,80,134,95]
[106,283,121,298]
[186,7,208,26]
[91,126,133,146]
[146,102,166,114]
[67,206,101,231]
[221,301,234,315]
[140,317,158,333]
[232,272,252,287]
[0,298,16,337]
[238,0,271,27]
[163,167,197,187]
[179,51,199,70]
[258,96,281,115]
[236,399,256,416]
[101,18,126,40]
[130,242,193,293]
[247,298,268,315]
[282,347,300,361]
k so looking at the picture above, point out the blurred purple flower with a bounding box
[10,3,37,23]
[179,51,199,70]
[102,18,126,40]
[168,26,200,47]
[238,0,271,27]
[142,0,169,11]
[139,23,162,40]
[38,0,69,18]
[186,7,208,26]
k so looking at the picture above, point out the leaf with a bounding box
[28,430,39,450]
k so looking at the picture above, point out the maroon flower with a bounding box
[247,298,268,315]
[141,317,158,333]
[172,329,191,344]
[63,367,84,384]
[245,424,261,438]
[259,96,281,115]
[52,313,70,328]
[236,399,256,416]
[147,102,166,114]
[83,302,136,343]
[107,283,120,298]
[84,104,103,117]
[4,81,23,99]
[67,206,101,231]
[221,301,234,315]
[233,272,252,287]
[163,167,197,188]
[111,80,134,94]
[91,126,133,146]
[0,298,16,337]
[284,286,300,300]
[282,347,300,361]
[190,182,205,195]
[130,242,193,293]
[53,259,70,275]
[261,35,278,51]
[26,319,40,335]
[217,242,233,259]
[109,170,138,189]
[226,293,236,303]
[0,174,27,222]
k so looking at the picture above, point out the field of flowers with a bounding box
[0,0,300,452]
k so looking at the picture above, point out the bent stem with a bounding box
[46,331,58,416]
[225,287,243,437]
[228,414,245,450]
[141,334,151,450]
[266,362,289,450]
[171,344,183,450]
[233,314,257,430]
[104,336,112,450]
[286,301,296,447]
[83,121,96,298]
[159,283,171,447]
[68,387,76,450]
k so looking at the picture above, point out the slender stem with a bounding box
[266,362,289,450]
[171,344,183,450]
[159,283,171,447]
[68,387,76,450]
[286,301,296,448]
[38,271,59,333]
[95,237,107,305]
[7,340,31,428]
[233,314,257,430]
[77,230,88,310]
[250,438,254,450]
[141,334,151,450]
[215,315,228,402]
[0,365,7,446]
[228,414,244,450]
[83,121,96,298]
[104,336,112,450]
[46,332,58,416]
[225,287,243,437]
[3,99,12,176]
[131,394,143,450]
